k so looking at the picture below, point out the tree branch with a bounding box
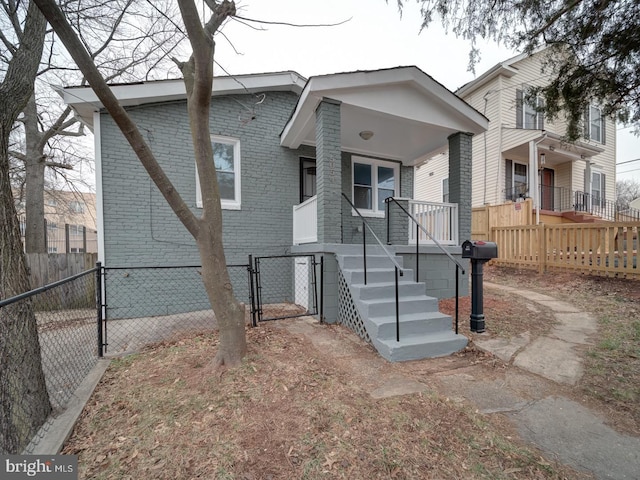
[34,0,201,238]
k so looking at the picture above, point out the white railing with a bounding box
[293,195,318,245]
[408,200,458,245]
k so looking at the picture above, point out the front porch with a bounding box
[280,67,488,361]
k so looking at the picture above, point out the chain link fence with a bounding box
[0,268,99,454]
[101,265,252,355]
[1,258,313,454]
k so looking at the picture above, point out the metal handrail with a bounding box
[342,193,405,281]
[385,197,465,335]
[385,197,466,274]
[342,193,404,342]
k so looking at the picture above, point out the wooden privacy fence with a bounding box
[491,222,639,279]
[472,199,533,240]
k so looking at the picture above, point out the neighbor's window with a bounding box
[505,159,528,201]
[442,178,449,203]
[516,88,544,130]
[196,135,241,210]
[352,156,399,216]
[592,170,605,206]
[586,105,605,144]
[69,200,84,213]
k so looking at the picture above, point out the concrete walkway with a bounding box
[280,283,640,480]
[434,282,640,480]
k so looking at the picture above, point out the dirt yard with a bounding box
[61,265,639,479]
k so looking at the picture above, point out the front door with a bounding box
[300,158,316,203]
[540,168,555,211]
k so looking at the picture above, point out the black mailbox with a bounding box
[461,240,499,333]
[462,240,498,260]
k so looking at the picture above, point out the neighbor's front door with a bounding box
[540,168,555,211]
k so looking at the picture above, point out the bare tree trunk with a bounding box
[0,1,50,453]
[23,95,47,253]
[35,0,248,367]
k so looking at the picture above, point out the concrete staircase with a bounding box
[336,253,467,362]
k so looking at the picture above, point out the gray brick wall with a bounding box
[100,91,314,267]
[315,99,342,244]
[100,92,315,317]
[448,132,473,244]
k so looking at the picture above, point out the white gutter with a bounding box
[93,111,105,264]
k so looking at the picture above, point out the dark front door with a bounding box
[540,168,555,211]
[300,158,316,203]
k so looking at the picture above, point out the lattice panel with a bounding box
[337,269,371,344]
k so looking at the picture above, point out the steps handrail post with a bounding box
[415,222,419,282]
[386,198,390,244]
[395,266,400,342]
[455,265,460,335]
[363,221,367,285]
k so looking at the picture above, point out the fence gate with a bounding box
[252,254,319,323]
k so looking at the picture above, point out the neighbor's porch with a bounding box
[500,132,629,221]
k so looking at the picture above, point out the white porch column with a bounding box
[529,140,540,224]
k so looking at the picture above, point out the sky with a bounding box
[208,0,640,184]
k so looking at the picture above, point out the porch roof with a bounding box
[280,66,489,167]
[504,131,605,166]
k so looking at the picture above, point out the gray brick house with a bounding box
[61,66,487,361]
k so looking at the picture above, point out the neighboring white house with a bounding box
[415,48,617,222]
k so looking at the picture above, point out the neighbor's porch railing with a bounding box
[408,200,458,245]
[293,195,317,245]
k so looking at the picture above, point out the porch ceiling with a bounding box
[503,132,605,167]
[280,67,488,167]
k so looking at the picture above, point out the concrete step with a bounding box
[368,311,453,340]
[339,254,405,270]
[375,331,468,362]
[351,281,426,300]
[344,268,414,285]
[359,295,439,318]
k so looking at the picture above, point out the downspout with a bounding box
[482,89,496,205]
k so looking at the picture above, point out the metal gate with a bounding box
[251,254,319,324]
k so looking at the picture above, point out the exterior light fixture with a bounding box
[359,130,374,140]
[540,153,546,165]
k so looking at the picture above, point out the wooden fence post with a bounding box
[538,223,546,274]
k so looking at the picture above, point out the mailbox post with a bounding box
[461,240,498,333]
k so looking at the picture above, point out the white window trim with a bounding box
[351,156,400,218]
[442,177,449,203]
[519,88,543,129]
[587,105,604,144]
[196,135,241,210]
[506,159,529,198]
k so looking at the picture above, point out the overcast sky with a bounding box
[211,0,640,183]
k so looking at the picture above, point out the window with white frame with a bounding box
[592,170,605,206]
[442,178,449,203]
[352,156,399,216]
[196,135,241,209]
[516,88,544,130]
[505,159,528,200]
[586,105,605,144]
